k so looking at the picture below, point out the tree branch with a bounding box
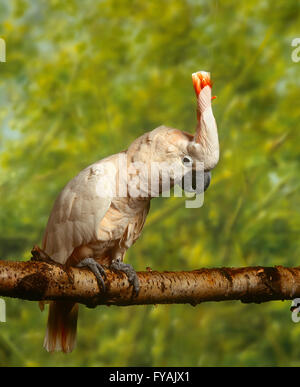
[0,260,300,307]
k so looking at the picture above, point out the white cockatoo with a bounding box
[40,71,219,353]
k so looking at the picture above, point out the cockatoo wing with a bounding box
[42,160,115,264]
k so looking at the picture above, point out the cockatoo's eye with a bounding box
[182,155,193,167]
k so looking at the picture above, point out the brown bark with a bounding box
[0,260,300,307]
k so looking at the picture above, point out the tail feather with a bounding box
[43,301,78,353]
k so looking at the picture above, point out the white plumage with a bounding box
[42,159,113,264]
[41,71,220,353]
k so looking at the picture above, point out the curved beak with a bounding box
[180,170,211,194]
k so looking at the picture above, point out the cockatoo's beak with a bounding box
[180,170,211,194]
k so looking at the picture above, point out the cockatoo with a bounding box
[40,71,219,353]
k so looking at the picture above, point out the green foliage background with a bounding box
[0,0,299,366]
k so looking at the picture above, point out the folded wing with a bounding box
[42,161,113,264]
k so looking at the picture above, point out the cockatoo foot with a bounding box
[76,258,107,292]
[110,258,140,296]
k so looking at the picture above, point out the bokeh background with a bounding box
[0,0,300,366]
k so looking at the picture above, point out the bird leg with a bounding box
[76,258,107,292]
[110,258,140,296]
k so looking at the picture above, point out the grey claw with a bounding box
[77,258,107,291]
[110,259,140,296]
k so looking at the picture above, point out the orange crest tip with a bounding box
[192,71,212,95]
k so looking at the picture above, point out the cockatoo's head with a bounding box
[126,71,219,198]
